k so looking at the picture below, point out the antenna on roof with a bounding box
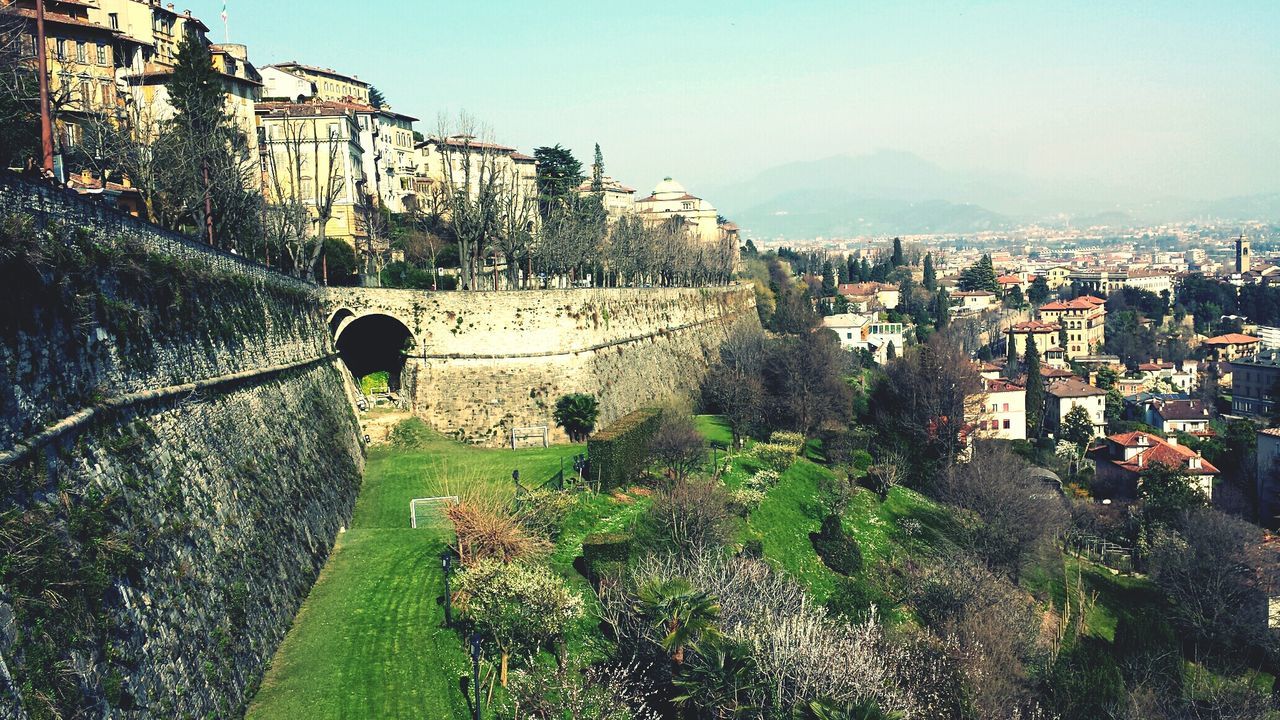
[220,0,229,42]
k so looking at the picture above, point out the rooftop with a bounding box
[1203,333,1259,346]
[1046,377,1106,398]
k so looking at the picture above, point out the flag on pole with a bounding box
[220,1,229,42]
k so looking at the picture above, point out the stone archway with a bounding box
[333,313,415,395]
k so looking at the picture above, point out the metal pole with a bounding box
[470,633,482,720]
[34,0,55,175]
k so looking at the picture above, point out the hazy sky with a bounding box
[192,0,1279,201]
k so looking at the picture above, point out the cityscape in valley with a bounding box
[3,2,1280,719]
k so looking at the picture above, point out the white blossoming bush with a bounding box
[768,430,807,452]
[753,443,797,473]
[730,487,767,512]
[745,468,781,492]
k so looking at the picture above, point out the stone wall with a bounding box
[0,215,361,718]
[326,285,759,445]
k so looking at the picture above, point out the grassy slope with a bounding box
[247,423,583,720]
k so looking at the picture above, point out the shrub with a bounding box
[729,487,766,514]
[768,430,806,452]
[554,393,600,442]
[1048,637,1126,720]
[643,480,735,558]
[588,407,661,490]
[582,532,632,584]
[826,577,877,622]
[851,450,873,473]
[517,489,578,540]
[810,514,863,575]
[744,469,780,492]
[752,443,797,473]
[444,500,552,566]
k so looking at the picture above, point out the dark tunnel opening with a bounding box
[334,314,414,394]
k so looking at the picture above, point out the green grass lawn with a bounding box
[247,420,583,720]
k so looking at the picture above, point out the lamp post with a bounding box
[469,632,482,720]
[440,550,453,627]
[33,0,55,178]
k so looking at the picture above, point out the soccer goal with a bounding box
[409,495,458,530]
[511,425,549,449]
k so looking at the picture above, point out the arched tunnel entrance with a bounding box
[333,313,415,399]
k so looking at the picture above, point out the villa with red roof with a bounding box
[1202,333,1260,361]
[1006,320,1066,367]
[1088,431,1217,499]
[1037,295,1106,360]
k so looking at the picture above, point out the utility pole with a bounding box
[34,0,55,177]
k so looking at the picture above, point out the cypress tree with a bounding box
[1024,339,1045,438]
[846,256,857,284]
[932,289,950,330]
[821,260,837,296]
[591,143,604,192]
[923,252,937,291]
[859,258,871,282]
[891,237,905,267]
[1006,334,1019,375]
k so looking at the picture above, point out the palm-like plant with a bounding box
[633,578,721,664]
[553,393,600,442]
[795,697,901,720]
[673,637,761,719]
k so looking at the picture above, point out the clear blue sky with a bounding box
[194,0,1279,202]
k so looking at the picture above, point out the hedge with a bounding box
[587,407,660,490]
[582,532,633,584]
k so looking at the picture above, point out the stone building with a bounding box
[634,177,722,245]
[575,176,636,221]
[1230,348,1280,416]
[1038,296,1106,359]
[1044,376,1107,437]
[264,61,369,104]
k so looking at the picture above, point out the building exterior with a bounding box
[260,64,315,101]
[1068,268,1174,297]
[820,313,905,364]
[951,290,996,315]
[1230,348,1280,416]
[1044,265,1073,289]
[575,176,637,221]
[1147,398,1212,435]
[1135,358,1198,393]
[413,134,538,217]
[1257,428,1280,526]
[1237,234,1252,274]
[1203,333,1260,361]
[208,43,262,176]
[837,283,899,310]
[265,61,369,104]
[633,177,722,245]
[1038,296,1106,359]
[3,0,133,154]
[1089,431,1217,499]
[353,107,419,214]
[1006,320,1062,359]
[969,378,1027,441]
[256,101,367,245]
[1044,377,1107,437]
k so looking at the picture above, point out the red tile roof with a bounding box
[1046,377,1106,398]
[1040,296,1106,311]
[1009,320,1061,333]
[1203,333,1259,346]
[1098,431,1218,476]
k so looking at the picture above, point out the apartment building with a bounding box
[1038,296,1106,359]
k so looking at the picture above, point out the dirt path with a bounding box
[358,409,412,446]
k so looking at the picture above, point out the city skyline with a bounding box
[186,0,1280,208]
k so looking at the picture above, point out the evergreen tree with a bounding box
[923,252,937,291]
[1006,334,1019,372]
[591,142,604,192]
[837,260,849,284]
[368,85,387,109]
[846,256,857,284]
[931,289,951,331]
[1028,275,1051,304]
[859,258,871,282]
[533,145,584,219]
[958,254,999,293]
[170,38,226,134]
[1024,340,1045,439]
[885,341,897,361]
[821,260,837,296]
[891,237,905,267]
[1004,285,1026,308]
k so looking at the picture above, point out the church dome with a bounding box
[652,176,687,199]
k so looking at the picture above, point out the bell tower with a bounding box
[1236,233,1251,274]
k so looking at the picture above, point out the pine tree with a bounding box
[169,37,226,136]
[932,289,950,330]
[821,260,837,296]
[368,85,387,109]
[1024,340,1045,439]
[958,254,999,293]
[1028,275,1051,304]
[591,143,604,192]
[923,253,937,291]
[891,237,905,267]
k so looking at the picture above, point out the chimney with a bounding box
[1137,452,1145,468]
[1167,436,1178,447]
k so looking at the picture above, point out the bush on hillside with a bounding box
[744,469,780,492]
[810,514,863,576]
[753,443,797,473]
[588,407,661,490]
[768,430,806,452]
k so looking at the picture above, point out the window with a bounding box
[100,80,113,106]
[154,15,164,34]
[56,39,67,60]
[1002,403,1009,412]
[76,42,87,64]
[21,33,35,57]
[80,79,92,106]
[97,43,108,66]
[109,13,119,30]
[1003,419,1011,430]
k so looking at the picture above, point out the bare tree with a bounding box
[492,163,537,289]
[402,228,445,289]
[432,112,503,290]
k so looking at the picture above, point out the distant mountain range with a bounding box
[704,150,1280,239]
